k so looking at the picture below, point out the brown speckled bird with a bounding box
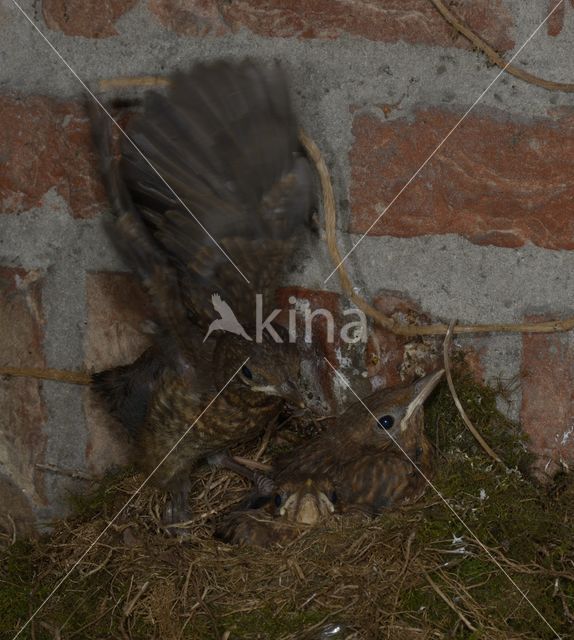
[216,370,443,545]
[89,60,316,527]
[215,476,337,547]
[274,369,444,515]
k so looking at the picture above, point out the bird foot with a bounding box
[208,451,275,497]
[252,474,275,497]
[161,488,193,536]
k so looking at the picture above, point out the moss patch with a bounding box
[2,369,573,639]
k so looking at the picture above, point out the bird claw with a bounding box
[253,474,275,497]
[161,488,193,536]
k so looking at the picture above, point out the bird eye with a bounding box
[377,414,395,430]
[241,365,253,380]
[330,490,338,504]
[274,494,283,508]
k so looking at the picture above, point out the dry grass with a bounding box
[2,372,574,640]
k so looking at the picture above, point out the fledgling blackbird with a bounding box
[89,60,317,527]
[216,370,443,545]
[215,476,337,547]
[274,369,444,515]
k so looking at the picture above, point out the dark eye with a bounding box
[330,490,338,504]
[241,365,253,380]
[274,494,283,508]
[377,414,395,430]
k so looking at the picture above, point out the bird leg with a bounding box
[207,452,275,497]
[162,475,193,532]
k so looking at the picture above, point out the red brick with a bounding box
[276,287,341,411]
[0,95,105,218]
[366,291,441,390]
[43,0,138,38]
[84,272,152,474]
[547,0,566,36]
[276,287,371,411]
[150,0,513,50]
[0,268,47,512]
[521,324,574,477]
[349,108,574,250]
[0,473,37,538]
[459,346,486,384]
[149,0,230,36]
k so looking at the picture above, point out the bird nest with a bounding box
[2,370,574,639]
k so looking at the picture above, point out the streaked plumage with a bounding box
[89,60,316,526]
[216,371,443,545]
[274,370,444,514]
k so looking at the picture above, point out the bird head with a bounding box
[273,477,337,525]
[214,332,309,409]
[341,369,445,451]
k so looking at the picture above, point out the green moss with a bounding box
[397,369,574,637]
[2,369,573,639]
[0,540,36,638]
[222,606,330,639]
[426,370,534,471]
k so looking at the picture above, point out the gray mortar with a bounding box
[1,0,574,521]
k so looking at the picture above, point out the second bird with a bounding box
[217,370,444,546]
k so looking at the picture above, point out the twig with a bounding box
[90,75,574,342]
[122,580,149,618]
[4,513,17,545]
[36,463,97,482]
[99,76,169,91]
[424,571,476,631]
[80,548,114,577]
[388,530,417,639]
[39,621,62,640]
[442,321,503,465]
[254,423,274,461]
[430,0,574,93]
[231,456,273,473]
[0,366,91,384]
[299,129,574,338]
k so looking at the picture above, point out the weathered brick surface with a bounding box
[366,291,441,390]
[276,287,371,412]
[521,323,574,478]
[547,0,566,36]
[0,268,47,527]
[149,0,229,36]
[43,0,138,38]
[150,0,513,50]
[0,95,105,218]
[349,108,574,250]
[84,272,152,474]
[0,473,37,538]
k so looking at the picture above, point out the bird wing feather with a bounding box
[115,60,314,330]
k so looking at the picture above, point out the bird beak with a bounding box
[279,380,306,409]
[401,369,444,430]
[280,479,335,525]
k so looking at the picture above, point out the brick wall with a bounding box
[2,0,574,531]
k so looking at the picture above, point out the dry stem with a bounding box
[430,0,574,93]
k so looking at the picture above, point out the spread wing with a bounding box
[99,60,314,342]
